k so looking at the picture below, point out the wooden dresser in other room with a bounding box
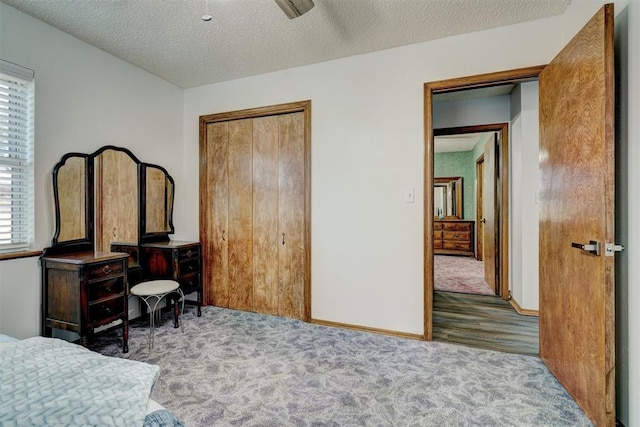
[434,220,475,257]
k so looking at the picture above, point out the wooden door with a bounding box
[253,116,280,315]
[539,5,615,426]
[207,121,230,308]
[278,113,306,319]
[200,101,311,321]
[475,156,484,261]
[482,135,497,293]
[227,119,254,312]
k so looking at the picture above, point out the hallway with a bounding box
[433,290,538,356]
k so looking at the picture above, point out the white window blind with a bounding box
[0,60,34,252]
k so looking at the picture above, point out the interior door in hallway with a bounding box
[482,134,497,294]
[200,102,310,321]
[475,156,484,261]
[539,4,615,426]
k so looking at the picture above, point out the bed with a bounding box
[0,334,184,426]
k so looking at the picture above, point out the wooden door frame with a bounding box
[475,154,484,261]
[199,100,312,321]
[424,66,544,340]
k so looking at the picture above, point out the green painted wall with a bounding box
[434,151,475,220]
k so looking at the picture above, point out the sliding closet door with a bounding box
[278,113,305,319]
[253,116,280,315]
[228,119,254,312]
[207,122,230,308]
[200,101,310,321]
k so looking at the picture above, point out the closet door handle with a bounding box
[282,233,285,245]
[222,230,226,241]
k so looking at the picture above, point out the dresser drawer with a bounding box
[88,278,124,302]
[179,258,200,276]
[89,297,124,323]
[443,231,471,241]
[87,261,124,281]
[434,240,443,249]
[433,230,443,239]
[442,222,472,231]
[179,272,200,295]
[178,247,200,261]
[433,222,443,230]
[443,241,472,251]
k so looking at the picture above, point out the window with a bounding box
[0,60,34,253]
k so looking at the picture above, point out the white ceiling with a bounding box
[435,132,494,153]
[1,0,571,89]
[434,84,516,103]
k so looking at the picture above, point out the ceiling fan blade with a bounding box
[274,0,315,19]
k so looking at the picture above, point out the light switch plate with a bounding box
[405,187,415,203]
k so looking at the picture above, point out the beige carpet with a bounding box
[434,255,494,295]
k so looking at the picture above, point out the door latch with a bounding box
[571,240,600,256]
[604,243,624,257]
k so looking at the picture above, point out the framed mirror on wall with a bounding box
[434,176,462,219]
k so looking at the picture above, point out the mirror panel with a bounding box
[142,164,174,238]
[49,145,175,253]
[434,176,462,219]
[95,149,139,252]
[55,155,88,243]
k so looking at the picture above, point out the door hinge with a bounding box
[604,243,624,257]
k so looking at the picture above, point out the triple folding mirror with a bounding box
[51,146,174,251]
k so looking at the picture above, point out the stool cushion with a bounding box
[131,280,180,297]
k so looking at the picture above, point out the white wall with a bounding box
[0,4,184,338]
[2,1,638,424]
[510,82,540,311]
[617,1,640,425]
[183,2,618,334]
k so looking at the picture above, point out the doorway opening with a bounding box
[433,124,508,299]
[423,66,544,354]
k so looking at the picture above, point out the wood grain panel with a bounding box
[228,119,254,312]
[252,116,280,315]
[95,150,138,252]
[145,167,167,232]
[56,157,86,242]
[208,122,230,307]
[278,112,305,319]
[539,5,615,426]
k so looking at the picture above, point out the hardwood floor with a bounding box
[433,290,539,356]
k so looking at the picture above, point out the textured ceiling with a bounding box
[435,132,494,153]
[1,0,571,89]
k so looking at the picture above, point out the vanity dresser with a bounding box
[41,146,201,353]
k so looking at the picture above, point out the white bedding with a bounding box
[0,336,160,426]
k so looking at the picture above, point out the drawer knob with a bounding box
[105,307,112,314]
[186,250,193,258]
[104,287,112,293]
[103,265,112,274]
